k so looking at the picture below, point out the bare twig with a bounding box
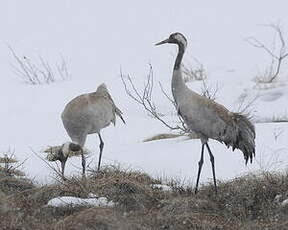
[120,64,216,134]
[158,81,175,107]
[158,81,188,131]
[273,128,284,141]
[30,148,63,180]
[0,150,27,176]
[201,79,218,100]
[120,65,188,133]
[246,23,288,83]
[237,93,259,117]
[181,57,207,82]
[8,45,70,85]
[56,54,70,81]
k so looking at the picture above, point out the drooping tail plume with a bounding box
[231,113,255,164]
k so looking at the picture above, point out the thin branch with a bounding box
[158,81,175,107]
[201,79,218,100]
[0,150,27,176]
[237,93,259,116]
[8,45,70,85]
[181,57,207,82]
[158,81,188,131]
[30,148,63,179]
[246,23,288,83]
[120,61,216,134]
[246,37,278,59]
[120,66,187,132]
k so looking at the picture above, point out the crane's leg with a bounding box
[205,143,217,193]
[195,144,205,194]
[97,133,104,171]
[81,148,86,176]
[60,158,67,181]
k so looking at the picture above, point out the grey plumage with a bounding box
[179,93,255,164]
[222,113,255,164]
[156,32,255,193]
[61,83,125,175]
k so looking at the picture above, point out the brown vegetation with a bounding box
[1,165,288,229]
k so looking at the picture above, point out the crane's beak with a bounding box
[155,38,170,46]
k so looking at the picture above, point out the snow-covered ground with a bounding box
[47,193,115,207]
[0,0,288,186]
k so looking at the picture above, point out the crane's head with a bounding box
[62,142,82,158]
[96,83,109,94]
[155,32,187,49]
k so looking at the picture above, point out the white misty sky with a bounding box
[1,0,288,84]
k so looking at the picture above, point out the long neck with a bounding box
[172,43,187,104]
[174,42,185,70]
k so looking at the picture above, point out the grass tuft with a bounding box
[1,165,288,229]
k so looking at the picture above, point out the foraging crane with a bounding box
[155,32,255,193]
[44,142,86,179]
[61,83,125,175]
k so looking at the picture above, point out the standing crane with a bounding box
[61,83,125,175]
[155,32,255,193]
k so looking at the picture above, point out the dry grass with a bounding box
[143,133,198,142]
[143,133,183,142]
[0,151,26,177]
[1,165,288,229]
[255,114,288,124]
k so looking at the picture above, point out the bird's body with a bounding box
[62,84,123,145]
[61,83,125,175]
[176,82,255,161]
[156,33,255,193]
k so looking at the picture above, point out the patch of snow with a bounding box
[239,84,288,122]
[152,184,173,191]
[88,193,98,198]
[259,90,284,102]
[281,199,288,207]
[274,194,282,203]
[47,196,114,207]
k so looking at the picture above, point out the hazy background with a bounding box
[1,0,288,85]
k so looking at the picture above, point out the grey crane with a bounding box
[156,32,255,193]
[61,83,125,175]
